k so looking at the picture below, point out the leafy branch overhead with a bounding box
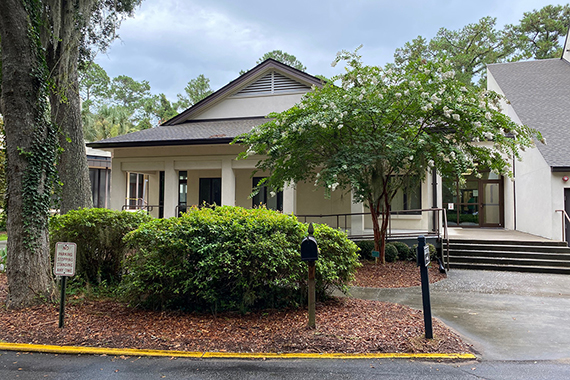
[235,48,540,262]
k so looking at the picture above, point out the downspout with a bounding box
[513,154,516,230]
[432,169,438,232]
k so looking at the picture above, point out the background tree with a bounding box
[175,74,213,111]
[393,16,517,87]
[236,49,539,263]
[79,66,179,139]
[393,5,570,87]
[0,0,141,308]
[240,50,306,74]
[507,4,570,59]
[256,50,306,71]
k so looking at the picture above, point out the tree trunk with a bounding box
[0,0,56,308]
[46,1,93,214]
[368,198,387,264]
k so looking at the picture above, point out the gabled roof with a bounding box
[488,58,570,169]
[163,58,323,126]
[87,59,323,149]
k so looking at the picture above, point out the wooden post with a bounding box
[308,261,316,328]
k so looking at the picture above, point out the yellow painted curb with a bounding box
[0,343,476,360]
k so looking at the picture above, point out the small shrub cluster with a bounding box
[0,247,6,272]
[357,240,438,263]
[121,206,360,312]
[49,208,153,285]
[355,240,375,260]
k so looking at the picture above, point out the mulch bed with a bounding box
[0,262,472,355]
[351,260,447,288]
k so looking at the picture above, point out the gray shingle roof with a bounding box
[86,117,269,149]
[488,59,570,168]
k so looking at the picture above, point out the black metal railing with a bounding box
[297,207,450,267]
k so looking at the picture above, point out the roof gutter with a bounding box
[551,167,570,172]
[86,138,235,149]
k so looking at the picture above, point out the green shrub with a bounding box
[49,208,152,285]
[355,240,375,260]
[384,243,398,262]
[121,206,360,312]
[0,247,6,272]
[392,241,410,260]
[410,243,437,264]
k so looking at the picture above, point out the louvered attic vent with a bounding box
[232,71,310,97]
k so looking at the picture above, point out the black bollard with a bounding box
[417,236,433,339]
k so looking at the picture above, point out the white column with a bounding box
[351,191,365,237]
[221,158,235,206]
[283,182,297,215]
[110,159,126,211]
[163,159,177,218]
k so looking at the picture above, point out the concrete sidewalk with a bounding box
[343,269,570,361]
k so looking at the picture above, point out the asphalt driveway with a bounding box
[343,269,570,361]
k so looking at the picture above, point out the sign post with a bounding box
[54,242,76,328]
[417,236,433,339]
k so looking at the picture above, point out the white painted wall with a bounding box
[563,28,570,62]
[489,68,566,240]
[193,93,305,120]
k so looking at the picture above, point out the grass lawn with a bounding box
[0,233,6,241]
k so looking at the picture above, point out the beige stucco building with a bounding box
[89,50,570,242]
[88,59,440,237]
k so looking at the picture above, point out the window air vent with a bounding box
[232,71,310,97]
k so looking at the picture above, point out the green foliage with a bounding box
[392,241,410,260]
[355,240,375,260]
[49,208,152,285]
[410,243,437,263]
[384,243,398,262]
[121,206,360,312]
[240,50,306,74]
[257,50,306,71]
[393,5,570,87]
[393,16,516,87]
[0,247,6,272]
[507,4,570,60]
[175,74,213,111]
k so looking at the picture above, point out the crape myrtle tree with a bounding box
[235,48,540,264]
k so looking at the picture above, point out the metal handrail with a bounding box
[443,208,450,271]
[297,207,446,236]
[122,204,162,213]
[555,209,570,243]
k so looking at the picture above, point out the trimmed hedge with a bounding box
[121,206,360,312]
[49,208,153,285]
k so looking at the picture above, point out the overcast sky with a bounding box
[95,0,564,101]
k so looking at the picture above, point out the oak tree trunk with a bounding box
[46,0,93,214]
[0,0,56,308]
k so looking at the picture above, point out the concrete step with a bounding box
[448,250,570,261]
[445,238,570,274]
[448,262,570,275]
[450,255,570,268]
[448,243,570,254]
[448,239,568,247]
